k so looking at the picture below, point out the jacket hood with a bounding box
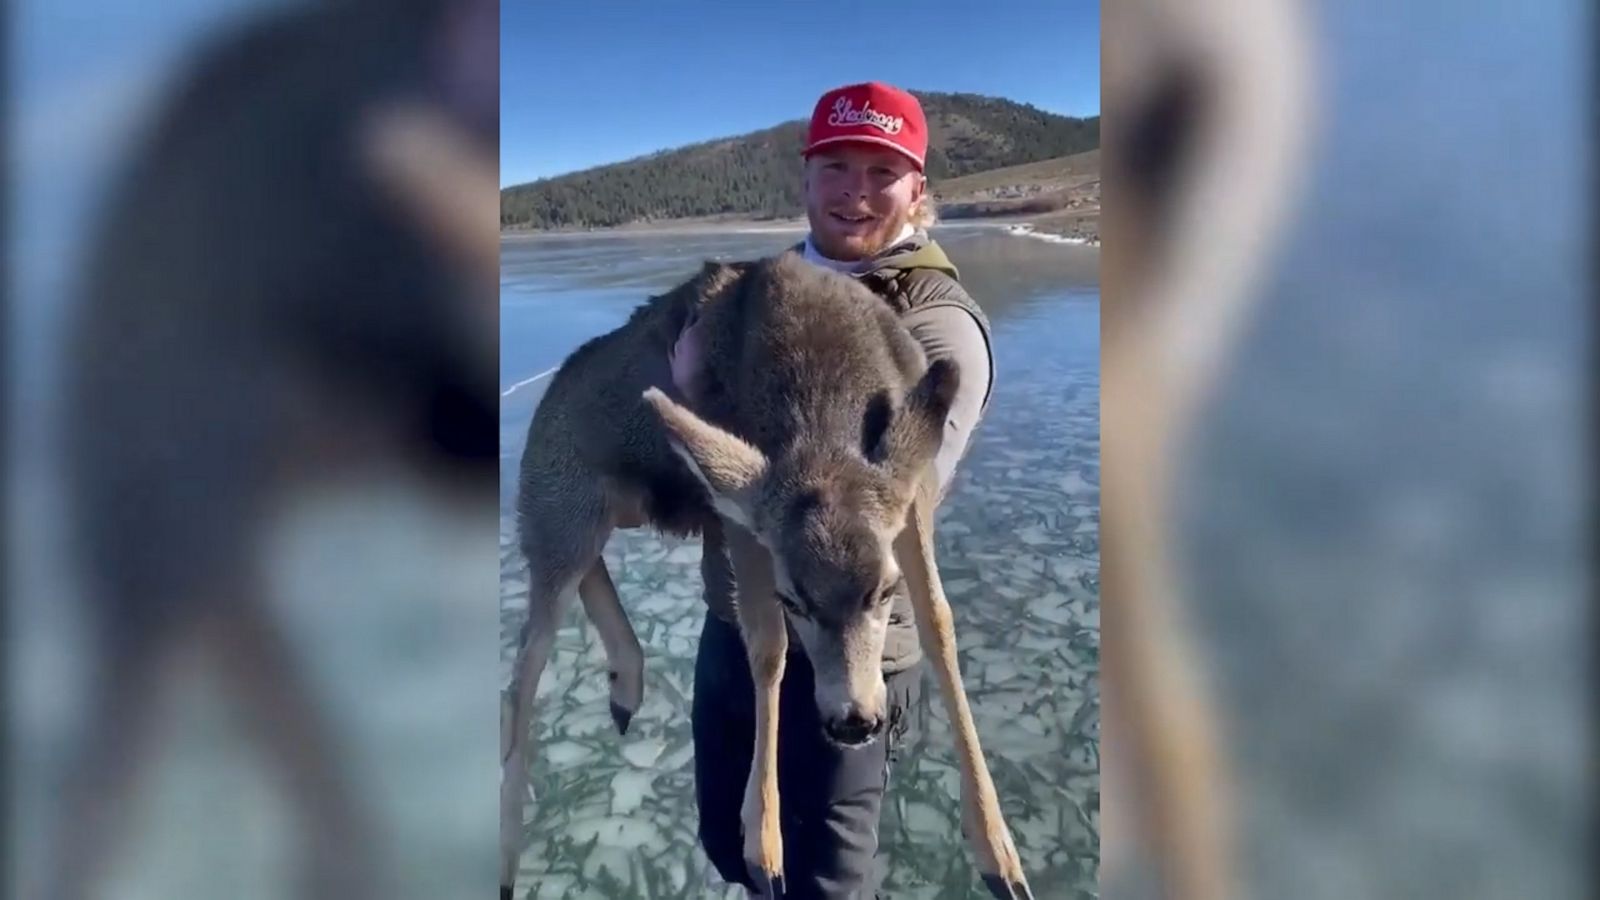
[794,230,960,281]
[857,230,960,280]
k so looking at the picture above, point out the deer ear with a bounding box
[642,388,768,528]
[658,259,748,339]
[875,358,961,482]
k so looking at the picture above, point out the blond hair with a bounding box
[910,186,939,230]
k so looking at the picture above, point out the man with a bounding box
[675,82,995,899]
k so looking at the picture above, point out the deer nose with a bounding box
[824,709,884,747]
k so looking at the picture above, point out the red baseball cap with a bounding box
[802,82,928,171]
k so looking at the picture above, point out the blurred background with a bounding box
[1100,1,1590,899]
[8,1,499,899]
[4,2,1591,900]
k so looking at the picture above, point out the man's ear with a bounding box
[641,387,768,528]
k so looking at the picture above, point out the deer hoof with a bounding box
[609,701,634,736]
[746,865,785,899]
[981,872,1035,900]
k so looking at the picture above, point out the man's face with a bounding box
[803,145,925,261]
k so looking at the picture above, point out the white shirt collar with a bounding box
[801,223,917,274]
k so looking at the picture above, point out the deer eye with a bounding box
[775,591,808,618]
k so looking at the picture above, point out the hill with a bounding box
[501,92,1098,230]
[932,150,1100,240]
[934,149,1099,199]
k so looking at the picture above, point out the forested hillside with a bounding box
[501,92,1099,230]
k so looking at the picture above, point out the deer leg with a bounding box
[502,496,609,896]
[893,485,1033,900]
[576,557,644,735]
[724,524,788,899]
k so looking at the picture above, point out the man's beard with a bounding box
[810,208,912,261]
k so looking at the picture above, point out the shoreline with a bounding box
[502,213,1099,244]
[501,216,809,238]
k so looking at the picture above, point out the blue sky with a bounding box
[501,0,1100,186]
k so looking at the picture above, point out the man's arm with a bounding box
[901,304,993,496]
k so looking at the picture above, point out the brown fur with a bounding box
[503,252,1034,898]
